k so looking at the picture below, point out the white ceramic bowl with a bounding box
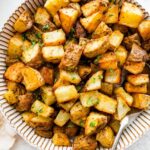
[0,0,149,149]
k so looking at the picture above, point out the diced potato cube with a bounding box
[95,92,117,114]
[31,100,54,117]
[119,2,144,28]
[83,36,109,58]
[71,117,87,128]
[4,90,18,104]
[96,126,115,148]
[78,65,92,79]
[115,46,128,66]
[41,86,56,106]
[92,21,112,39]
[105,68,121,84]
[84,71,103,91]
[124,61,145,74]
[60,70,81,84]
[68,3,82,17]
[104,4,119,24]
[21,67,45,91]
[70,0,81,2]
[42,29,66,46]
[127,74,149,86]
[54,110,70,127]
[85,112,108,135]
[80,11,103,33]
[114,96,131,120]
[35,129,53,138]
[35,7,50,25]
[100,82,113,95]
[4,62,25,83]
[70,101,90,120]
[138,20,150,41]
[114,87,133,106]
[109,30,124,50]
[22,112,36,126]
[99,52,118,70]
[54,85,79,103]
[109,119,120,134]
[53,13,61,27]
[14,11,33,33]
[59,7,78,33]
[132,94,150,109]
[125,82,147,94]
[42,46,64,63]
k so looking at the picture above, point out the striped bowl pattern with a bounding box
[0,0,150,150]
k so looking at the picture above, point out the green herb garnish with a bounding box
[31,40,36,46]
[94,55,102,65]
[68,28,75,39]
[90,121,96,127]
[36,33,42,39]
[43,24,50,30]
[87,97,99,106]
[98,74,103,80]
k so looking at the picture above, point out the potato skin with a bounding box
[35,129,53,138]
[78,65,91,79]
[4,90,18,104]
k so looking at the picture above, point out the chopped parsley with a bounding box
[109,14,114,17]
[79,120,84,127]
[92,77,96,83]
[98,74,103,80]
[76,85,82,92]
[43,24,50,30]
[68,28,75,39]
[36,33,42,39]
[87,97,99,106]
[94,55,102,65]
[109,68,114,73]
[90,121,96,127]
[31,40,36,46]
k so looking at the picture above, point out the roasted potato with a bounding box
[4,90,18,104]
[53,125,65,134]
[35,128,53,138]
[109,119,120,134]
[22,112,36,126]
[119,2,144,28]
[53,13,61,27]
[54,85,79,103]
[4,62,25,83]
[14,11,33,33]
[53,78,70,90]
[21,67,45,91]
[113,24,128,34]
[70,116,87,128]
[100,82,113,95]
[68,3,82,17]
[75,21,86,38]
[78,65,91,79]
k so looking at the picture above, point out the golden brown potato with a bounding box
[80,11,103,33]
[42,29,66,46]
[73,134,97,150]
[4,62,25,83]
[70,116,87,128]
[113,24,128,34]
[68,3,82,17]
[22,112,36,126]
[54,85,79,103]
[138,20,150,41]
[53,125,65,134]
[109,119,120,134]
[119,2,144,28]
[35,129,53,138]
[53,13,61,27]
[4,90,18,104]
[85,112,108,135]
[70,101,90,120]
[142,40,150,51]
[127,74,149,86]
[21,67,45,91]
[59,7,78,33]
[100,82,113,95]
[132,94,150,109]
[124,61,145,74]
[78,65,91,79]
[52,133,71,146]
[70,0,81,2]
[75,21,86,38]
[96,126,114,148]
[125,82,147,94]
[14,11,33,33]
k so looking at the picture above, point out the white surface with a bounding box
[0,0,150,150]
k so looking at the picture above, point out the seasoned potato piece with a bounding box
[54,110,70,127]
[114,87,133,106]
[22,44,42,68]
[21,67,45,91]
[16,93,33,112]
[124,61,145,74]
[138,20,150,41]
[68,3,82,17]
[70,0,81,2]
[41,86,56,106]
[80,91,99,107]
[85,112,108,135]
[99,52,118,70]
[42,29,66,46]
[42,46,64,63]
[132,94,150,109]
[8,33,24,58]
[44,0,69,16]
[59,7,78,33]
[101,82,113,95]
[83,36,109,58]
[71,117,87,128]
[73,134,97,150]
[53,125,65,134]
[22,112,36,126]
[78,65,91,79]
[4,62,25,83]
[119,2,144,28]
[95,92,117,114]
[80,11,103,33]
[75,21,86,38]
[5,56,20,66]
[114,96,131,120]
[142,40,150,51]
[125,82,147,94]
[54,85,79,103]
[104,4,119,24]
[92,21,112,39]
[109,119,120,134]
[84,71,103,91]
[31,100,54,117]
[53,78,70,90]
[60,70,81,84]
[96,126,114,148]
[115,46,128,66]
[113,24,128,34]
[105,68,121,84]
[35,129,53,138]
[52,133,70,146]
[81,0,100,17]
[109,30,124,50]
[53,13,61,27]
[4,90,18,104]
[127,74,149,86]
[70,101,90,120]
[14,11,33,33]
